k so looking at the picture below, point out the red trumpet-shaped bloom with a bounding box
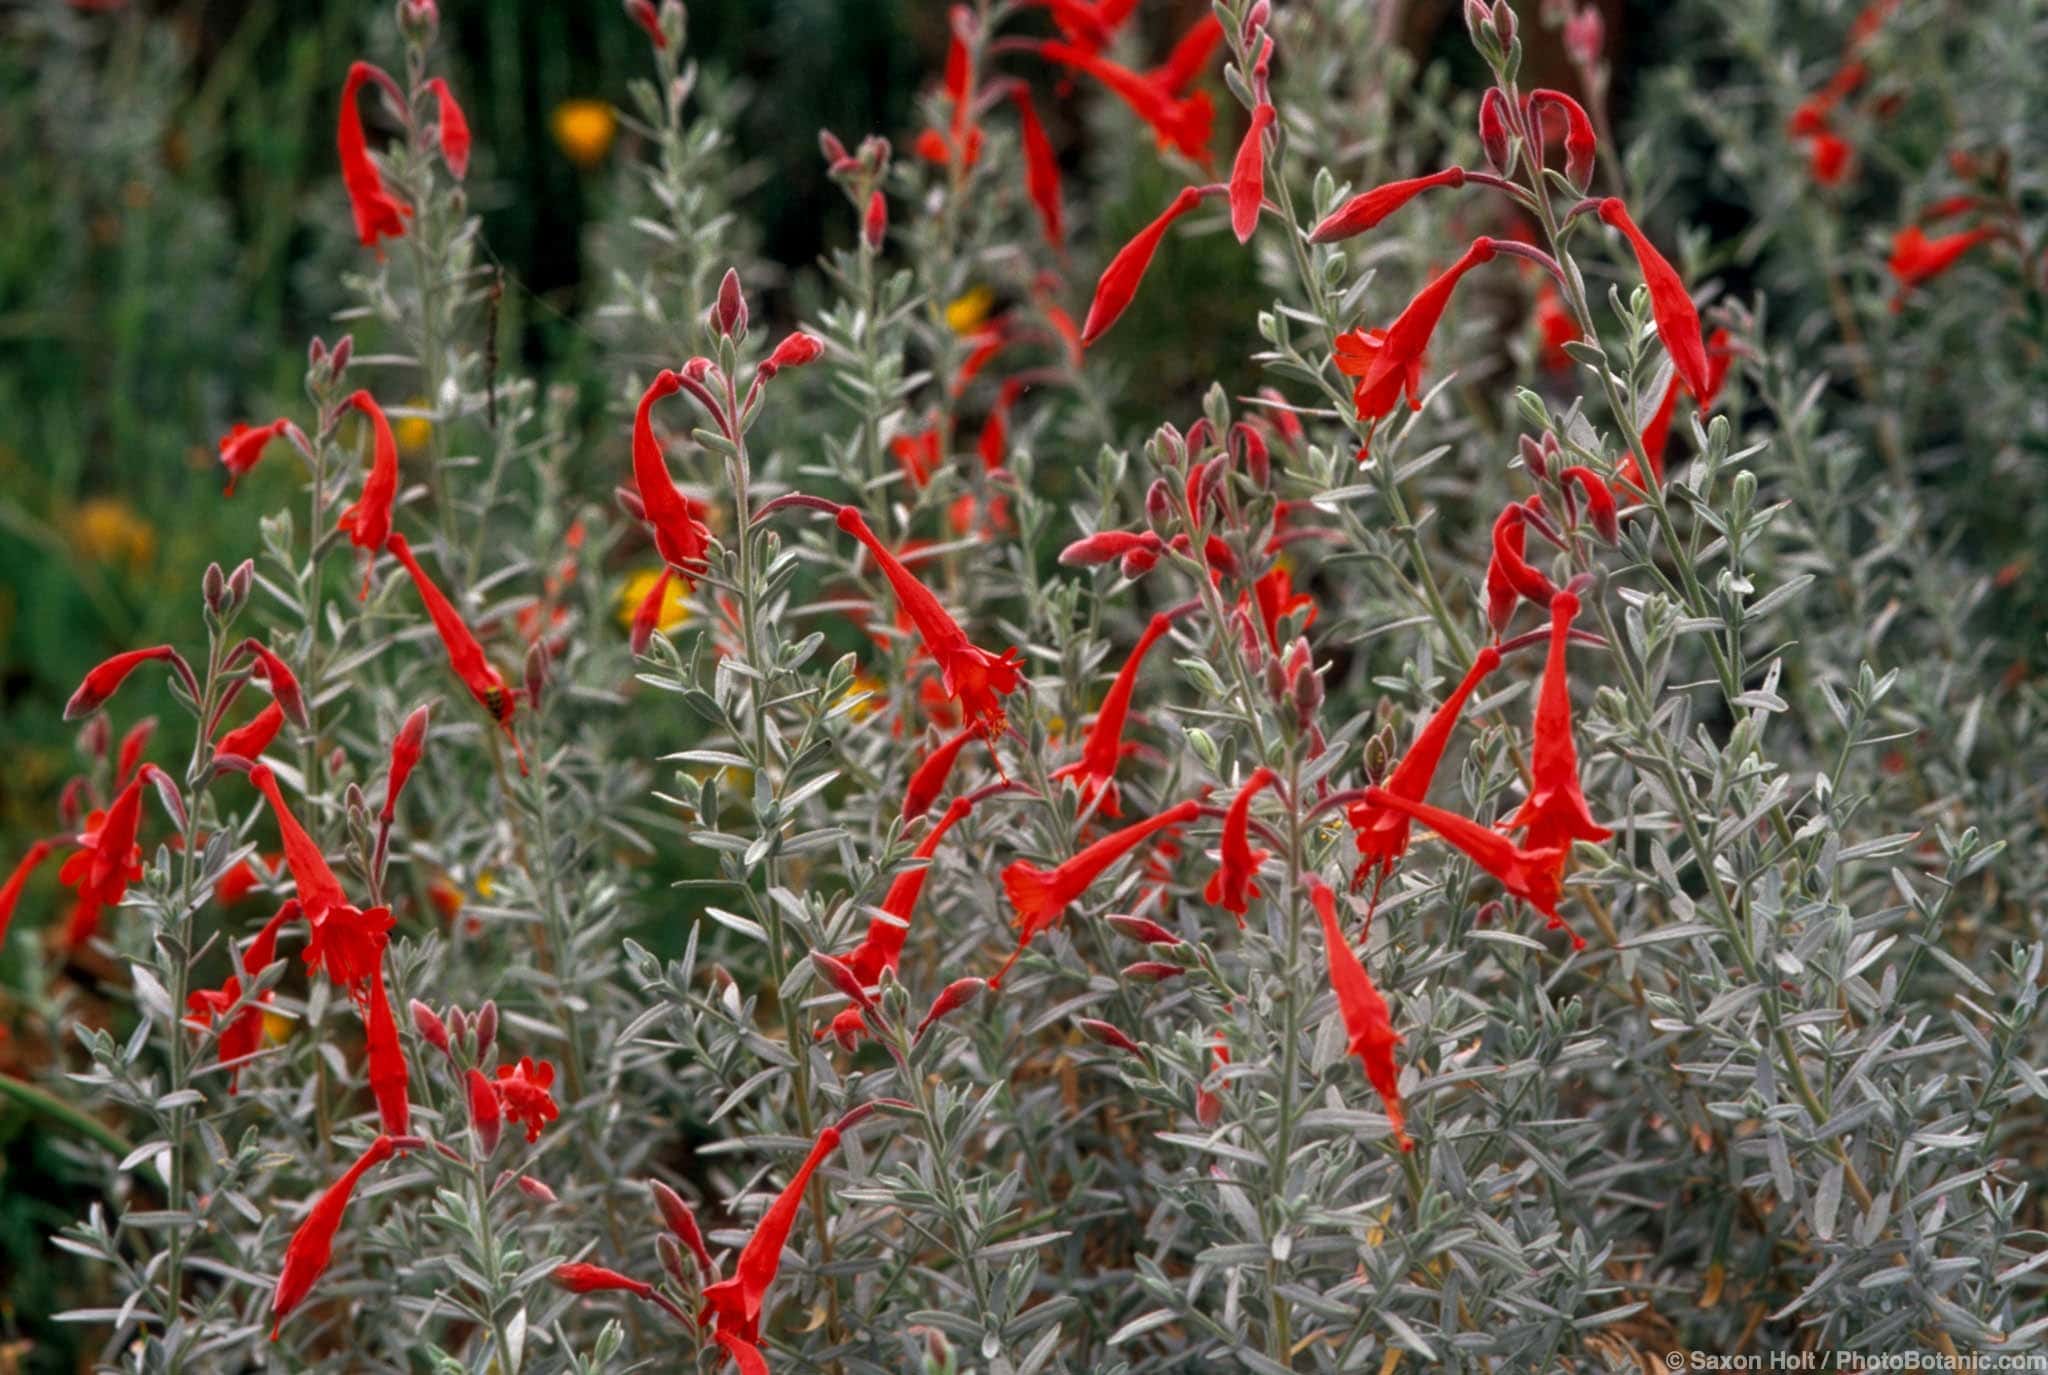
[1011,87,1065,248]
[1527,90,1597,192]
[1246,565,1314,651]
[631,371,714,579]
[903,728,978,822]
[554,1262,653,1298]
[380,703,432,825]
[1887,225,1999,310]
[1309,167,1466,244]
[1334,237,1497,423]
[336,391,400,600]
[385,533,527,773]
[915,13,985,169]
[1626,328,1733,489]
[1310,878,1410,1150]
[845,795,977,987]
[216,700,286,764]
[1348,646,1501,879]
[270,1134,396,1339]
[1489,502,1557,609]
[0,841,58,948]
[1229,104,1274,243]
[364,962,410,1134]
[1599,200,1711,405]
[1052,611,1176,818]
[337,63,411,254]
[1031,42,1214,166]
[995,798,1202,985]
[59,769,151,912]
[116,718,155,784]
[1081,185,1209,346]
[1503,593,1611,862]
[699,1122,846,1357]
[1362,787,1570,944]
[231,639,311,729]
[466,1067,502,1156]
[835,506,1023,741]
[220,419,291,496]
[424,78,470,180]
[247,764,393,992]
[184,898,300,1094]
[1204,767,1274,924]
[64,645,194,720]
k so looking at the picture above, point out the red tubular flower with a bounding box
[1489,502,1557,608]
[65,645,194,720]
[0,841,58,948]
[186,897,301,1093]
[652,1179,717,1278]
[555,1262,654,1298]
[835,506,1022,741]
[1887,225,1999,309]
[385,533,527,773]
[916,14,985,169]
[338,62,411,254]
[700,1123,847,1357]
[220,419,291,496]
[995,798,1203,985]
[626,0,666,48]
[494,1056,560,1142]
[759,331,825,380]
[1077,1017,1142,1054]
[115,718,155,784]
[1503,593,1612,872]
[1533,280,1580,372]
[59,770,150,917]
[1808,133,1851,187]
[1527,90,1597,192]
[233,640,310,730]
[1308,167,1466,244]
[1559,467,1618,542]
[216,700,286,764]
[1310,878,1410,1150]
[914,975,988,1037]
[1598,200,1711,404]
[466,1066,503,1155]
[247,764,393,991]
[1011,87,1065,248]
[631,371,713,580]
[1334,237,1497,422]
[890,425,944,487]
[1362,787,1567,938]
[1348,646,1501,879]
[1229,103,1274,243]
[903,727,978,821]
[364,963,410,1135]
[863,188,887,251]
[1195,1030,1229,1126]
[424,78,470,180]
[1148,13,1224,96]
[1250,565,1315,650]
[1477,88,1511,172]
[1052,611,1176,817]
[1081,186,1208,346]
[270,1134,396,1340]
[629,566,676,656]
[1059,528,1164,573]
[336,390,400,600]
[1204,767,1275,925]
[1032,42,1213,165]
[1626,328,1733,488]
[844,795,976,986]
[380,703,432,825]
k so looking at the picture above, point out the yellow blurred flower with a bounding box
[394,399,433,457]
[617,567,689,635]
[552,100,617,167]
[69,498,157,569]
[944,285,996,334]
[840,671,885,722]
[262,1011,294,1046]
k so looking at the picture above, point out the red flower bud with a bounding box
[466,1066,502,1157]
[553,1262,653,1298]
[914,976,988,1037]
[1077,1017,1143,1055]
[1477,88,1512,173]
[624,0,665,48]
[863,189,887,251]
[410,998,450,1055]
[1309,167,1466,243]
[424,78,471,180]
[712,267,748,339]
[1081,186,1208,346]
[1121,960,1185,983]
[1105,912,1182,946]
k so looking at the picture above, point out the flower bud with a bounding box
[1564,6,1605,68]
[1144,479,1173,534]
[1292,657,1323,727]
[446,1003,469,1048]
[227,558,254,611]
[474,999,498,1059]
[411,999,451,1056]
[857,134,891,173]
[1490,0,1516,48]
[398,0,438,44]
[914,976,987,1037]
[624,0,665,49]
[203,562,227,615]
[59,777,87,828]
[1077,1017,1143,1055]
[80,714,111,761]
[308,336,329,369]
[466,1067,502,1157]
[1518,432,1547,480]
[1121,960,1186,983]
[524,640,551,709]
[863,190,887,252]
[1196,1085,1224,1128]
[657,1232,688,1286]
[811,950,873,1008]
[711,267,748,340]
[1184,418,1215,456]
[1363,728,1391,783]
[329,334,354,376]
[1230,422,1270,488]
[1105,913,1181,946]
[819,128,851,168]
[917,1324,957,1375]
[516,1174,558,1204]
[1478,89,1512,173]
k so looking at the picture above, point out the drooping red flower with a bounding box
[1488,502,1558,611]
[380,703,432,825]
[1533,279,1580,373]
[1032,42,1214,166]
[336,390,400,600]
[1362,787,1567,941]
[220,419,291,496]
[1310,877,1410,1150]
[995,798,1203,985]
[58,770,150,918]
[385,533,527,773]
[216,700,286,765]
[1626,328,1734,489]
[1887,225,1999,310]
[1204,767,1274,925]
[494,1056,560,1143]
[337,62,411,254]
[1527,89,1597,192]
[1308,167,1466,244]
[699,1122,847,1360]
[1228,103,1274,243]
[64,645,194,720]
[1245,564,1314,651]
[424,77,470,180]
[270,1134,396,1340]
[231,639,311,729]
[364,962,410,1134]
[0,841,58,948]
[1081,185,1210,346]
[466,1066,503,1155]
[1051,611,1177,818]
[1598,200,1711,404]
[1059,527,1164,577]
[844,795,977,987]
[903,727,979,821]
[115,717,155,785]
[554,1262,654,1298]
[1147,13,1224,97]
[246,764,393,992]
[1011,87,1065,248]
[834,506,1023,741]
[916,11,986,169]
[1334,237,1497,423]
[1503,593,1612,873]
[631,371,714,579]
[1348,646,1501,879]
[184,897,300,1094]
